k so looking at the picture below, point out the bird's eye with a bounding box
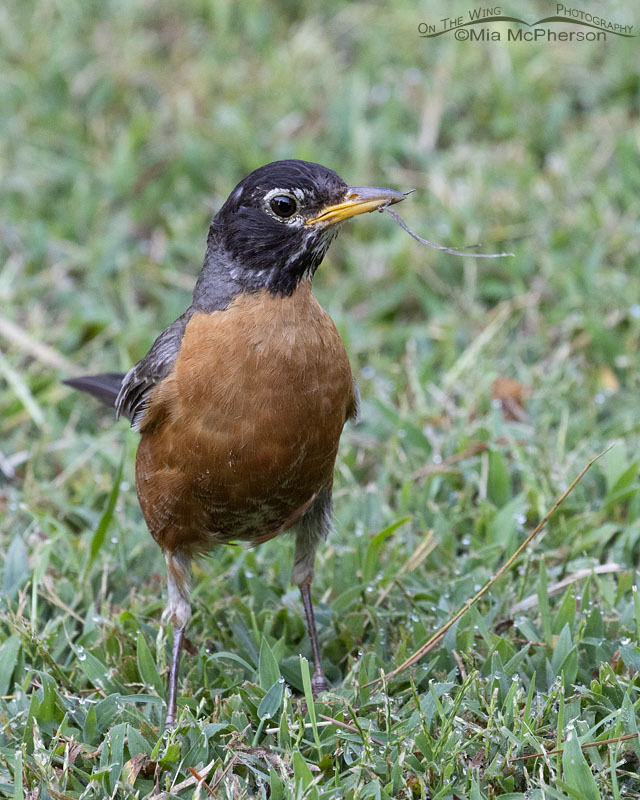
[269,194,297,218]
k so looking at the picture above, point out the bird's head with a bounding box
[200,159,404,302]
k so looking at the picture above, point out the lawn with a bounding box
[1,0,640,797]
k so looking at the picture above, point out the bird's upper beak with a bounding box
[306,186,405,226]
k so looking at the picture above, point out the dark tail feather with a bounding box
[64,372,125,408]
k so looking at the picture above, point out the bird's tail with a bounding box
[63,372,125,408]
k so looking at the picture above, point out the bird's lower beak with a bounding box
[306,186,405,226]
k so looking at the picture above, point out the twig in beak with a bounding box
[385,207,515,259]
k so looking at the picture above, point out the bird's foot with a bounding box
[311,672,329,699]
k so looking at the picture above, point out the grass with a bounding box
[1,0,640,796]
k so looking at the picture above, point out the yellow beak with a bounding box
[306,185,405,226]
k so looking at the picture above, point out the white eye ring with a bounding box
[263,188,303,223]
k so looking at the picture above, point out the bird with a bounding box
[65,159,405,729]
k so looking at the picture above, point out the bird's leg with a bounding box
[163,549,191,730]
[291,491,333,697]
[299,580,329,696]
[165,624,184,729]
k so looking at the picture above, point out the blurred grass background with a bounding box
[1,0,640,797]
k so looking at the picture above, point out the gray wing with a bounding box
[116,308,194,430]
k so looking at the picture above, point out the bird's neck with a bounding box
[191,240,247,312]
[191,236,321,312]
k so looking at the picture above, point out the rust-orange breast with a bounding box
[135,284,355,554]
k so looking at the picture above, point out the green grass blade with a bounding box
[299,655,321,756]
[561,730,601,800]
[257,678,284,721]
[136,631,164,696]
[84,449,125,577]
[258,635,280,689]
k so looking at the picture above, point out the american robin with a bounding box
[65,159,404,728]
